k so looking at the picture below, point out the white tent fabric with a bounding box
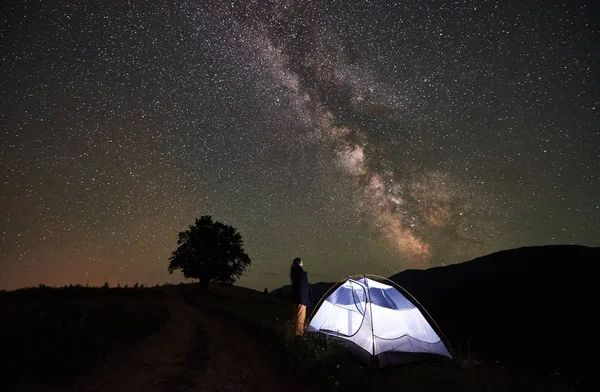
[307,276,452,366]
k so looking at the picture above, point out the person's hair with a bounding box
[290,257,302,280]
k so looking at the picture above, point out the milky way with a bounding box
[1,0,599,291]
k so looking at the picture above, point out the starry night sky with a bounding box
[2,0,599,291]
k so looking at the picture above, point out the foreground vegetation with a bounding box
[183,283,585,392]
[0,285,170,390]
[0,283,587,391]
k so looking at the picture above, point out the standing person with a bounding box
[290,257,311,337]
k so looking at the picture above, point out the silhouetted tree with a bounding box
[168,215,251,291]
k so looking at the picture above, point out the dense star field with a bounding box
[2,0,599,291]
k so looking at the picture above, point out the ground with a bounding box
[28,288,307,392]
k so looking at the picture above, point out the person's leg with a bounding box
[295,304,306,336]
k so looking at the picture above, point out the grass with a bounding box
[0,285,170,390]
[182,283,586,392]
[0,283,588,391]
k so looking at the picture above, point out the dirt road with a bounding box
[52,288,307,392]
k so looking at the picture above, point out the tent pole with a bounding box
[364,274,378,371]
[366,273,454,353]
[306,276,351,324]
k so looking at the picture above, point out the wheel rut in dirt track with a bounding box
[57,288,307,392]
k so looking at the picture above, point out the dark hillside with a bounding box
[0,286,170,390]
[392,245,597,379]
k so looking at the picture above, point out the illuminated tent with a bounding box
[306,275,453,367]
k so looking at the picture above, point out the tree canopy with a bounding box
[168,215,251,290]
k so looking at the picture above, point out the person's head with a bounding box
[292,257,303,267]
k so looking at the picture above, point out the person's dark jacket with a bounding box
[290,265,312,306]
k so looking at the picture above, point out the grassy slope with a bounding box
[0,286,170,390]
[0,283,586,391]
[183,283,582,392]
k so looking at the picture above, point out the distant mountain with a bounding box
[389,244,598,378]
[271,244,599,378]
